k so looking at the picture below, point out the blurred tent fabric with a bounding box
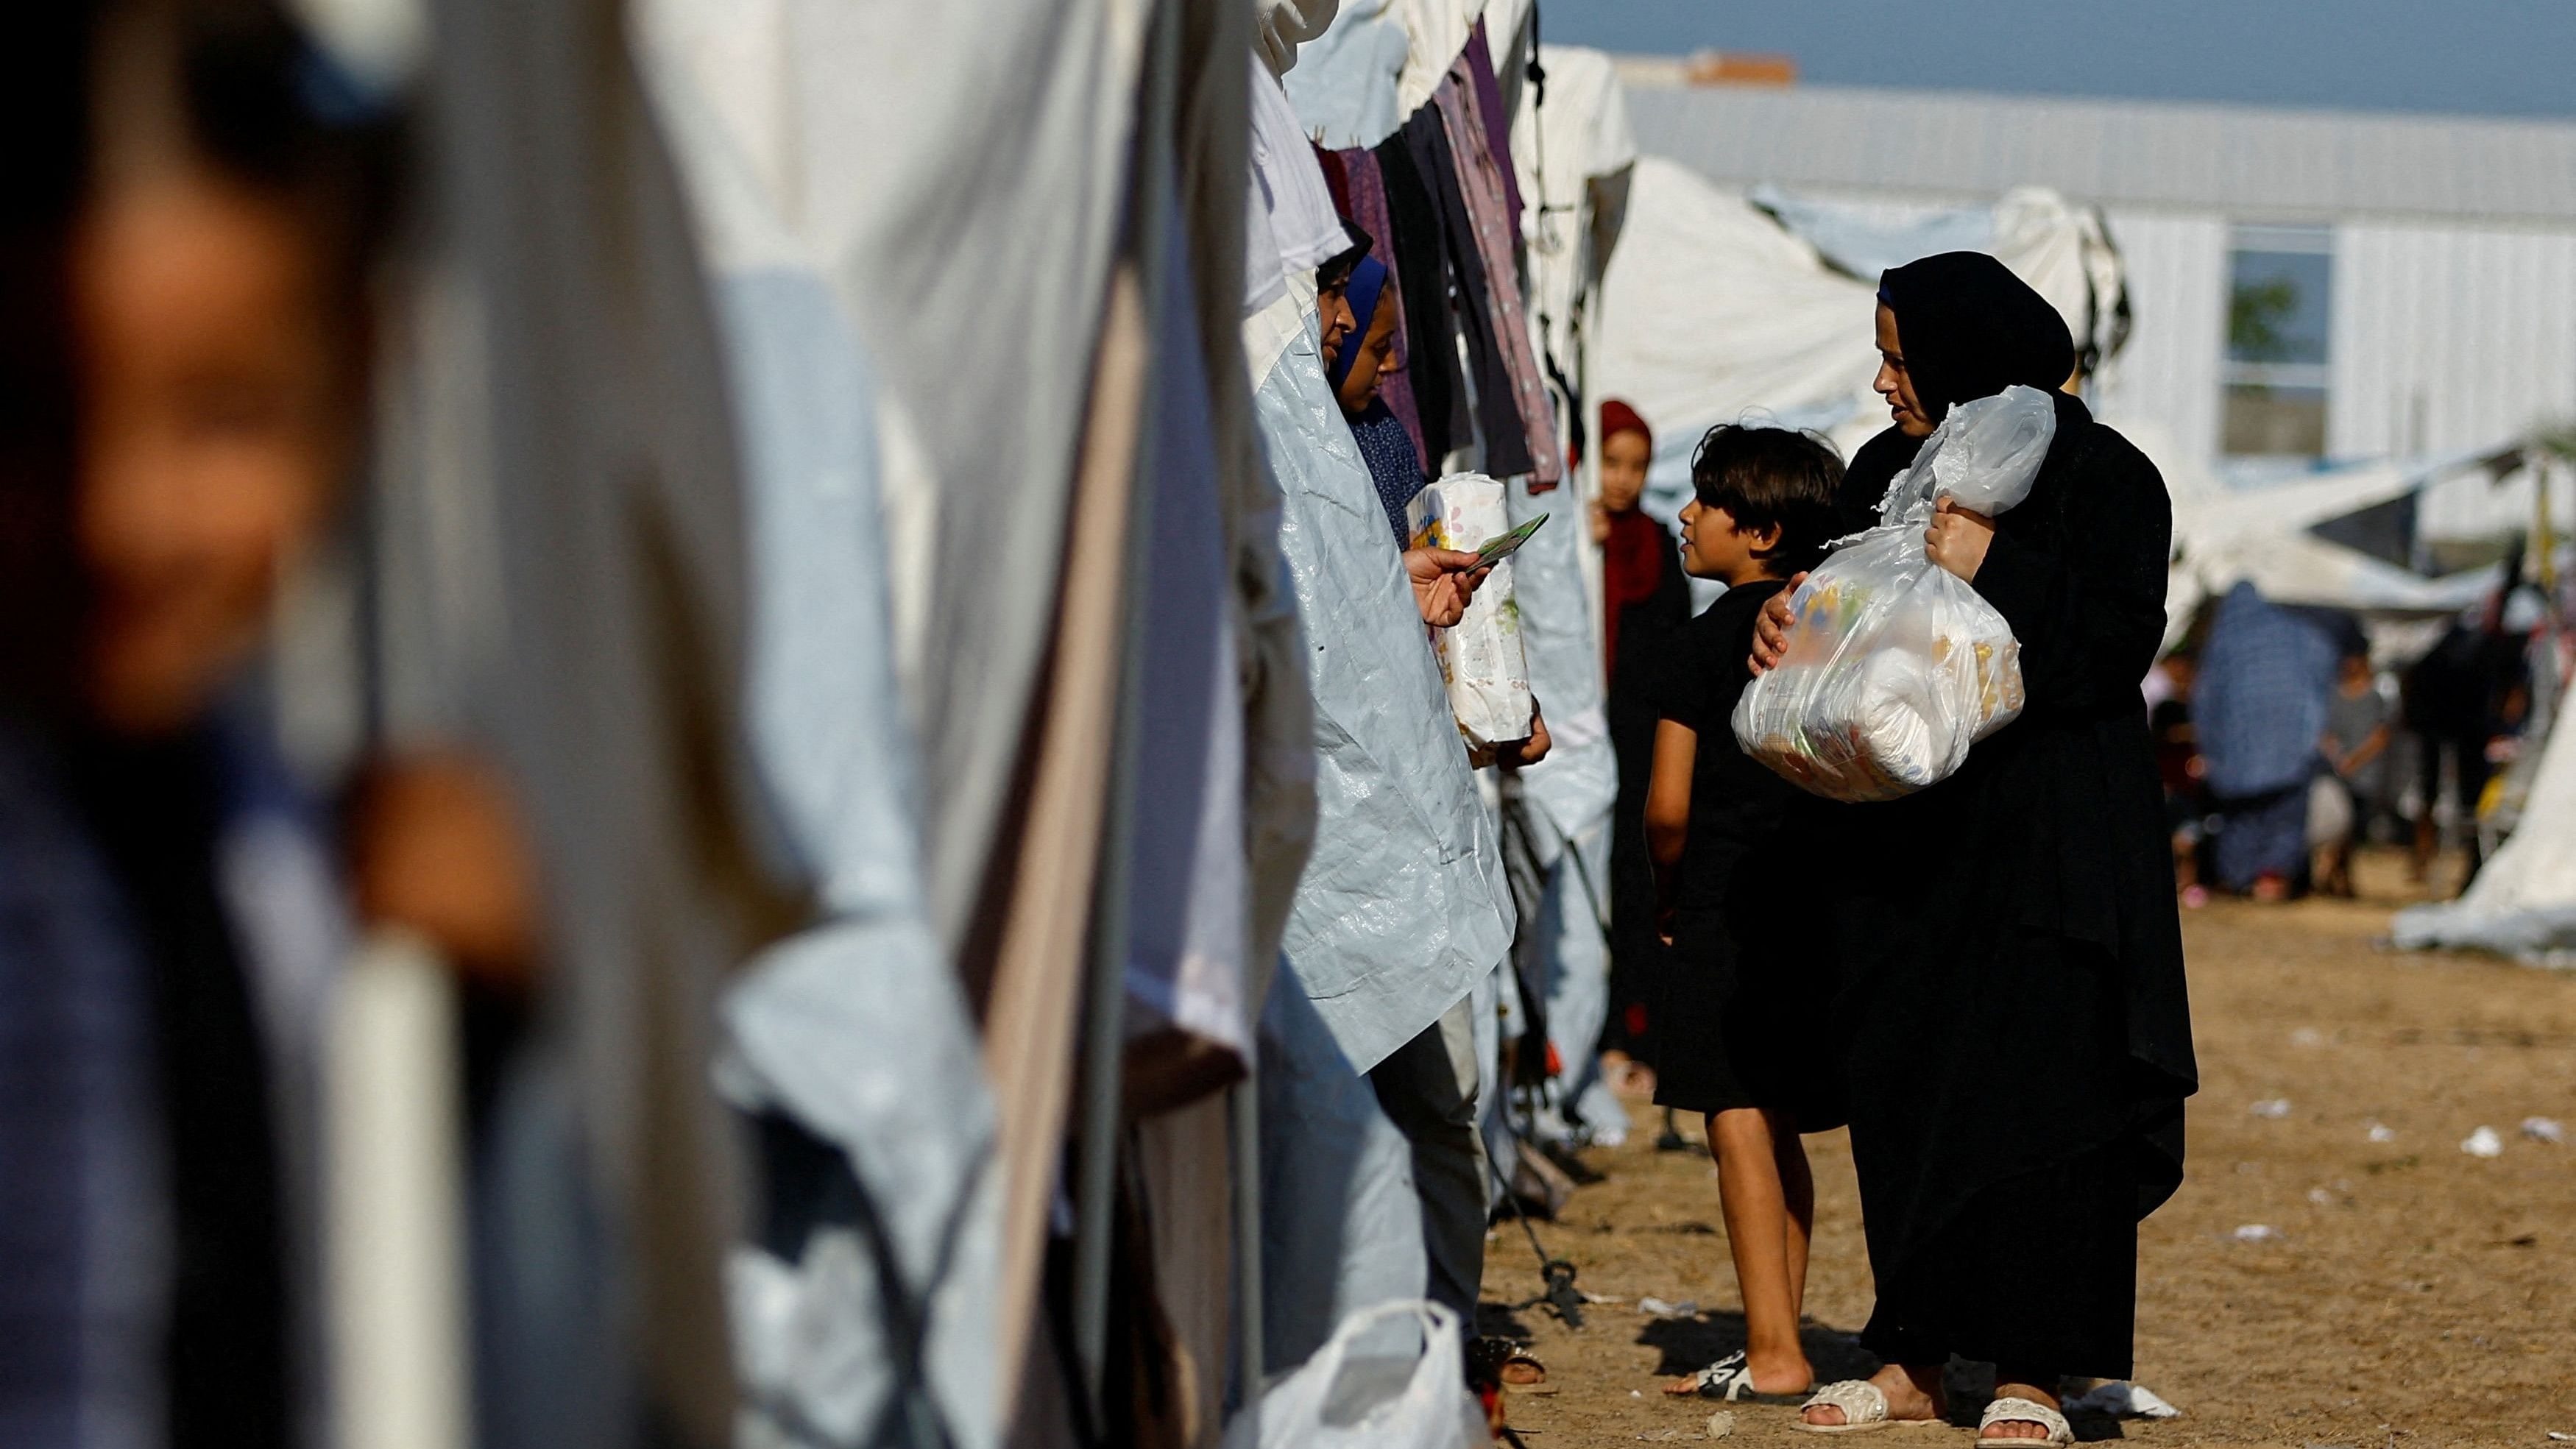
[628,0,1152,973]
[627,4,1013,1443]
[411,0,788,1443]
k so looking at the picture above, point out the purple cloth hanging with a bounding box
[1463,20,1524,238]
[1437,68,1562,485]
[1334,145,1427,466]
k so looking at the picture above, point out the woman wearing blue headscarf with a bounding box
[1328,255,1425,548]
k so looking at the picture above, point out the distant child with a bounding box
[1644,425,1847,1404]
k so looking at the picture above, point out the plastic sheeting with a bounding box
[634,0,1152,960]
[1254,982,1429,1372]
[707,276,1002,1449]
[1735,387,2055,801]
[419,0,794,1439]
[631,10,1019,1442]
[1250,283,1513,1370]
[1254,289,1515,1074]
[1283,0,1409,149]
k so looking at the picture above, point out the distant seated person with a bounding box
[2310,644,2391,898]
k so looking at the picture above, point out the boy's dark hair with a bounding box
[1688,424,1845,576]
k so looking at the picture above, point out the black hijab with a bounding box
[1878,251,2074,420]
[1838,252,2078,529]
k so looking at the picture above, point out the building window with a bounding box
[2221,225,2332,457]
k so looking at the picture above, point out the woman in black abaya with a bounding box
[1752,254,2197,1443]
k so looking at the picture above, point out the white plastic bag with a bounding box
[1408,473,1534,748]
[1222,1301,1486,1449]
[1732,386,2056,801]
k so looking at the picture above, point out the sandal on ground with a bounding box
[1662,1350,1809,1405]
[1789,1379,1945,1434]
[1499,1347,1546,1386]
[1978,1396,2073,1445]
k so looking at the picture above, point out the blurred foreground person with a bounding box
[0,2,392,1444]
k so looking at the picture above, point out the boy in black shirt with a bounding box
[1645,425,1847,1404]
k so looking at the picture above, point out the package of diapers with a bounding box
[1731,386,2056,801]
[1407,472,1533,748]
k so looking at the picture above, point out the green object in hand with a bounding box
[1472,513,1547,567]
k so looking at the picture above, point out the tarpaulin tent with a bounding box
[2160,449,2510,650]
[1593,158,2130,526]
[2393,687,2576,962]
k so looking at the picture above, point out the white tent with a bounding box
[2160,453,2505,646]
[1592,157,2127,525]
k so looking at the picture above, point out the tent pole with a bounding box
[1230,1079,1264,1421]
[1070,0,1183,1416]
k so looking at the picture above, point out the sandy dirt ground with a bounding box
[1483,851,2576,1448]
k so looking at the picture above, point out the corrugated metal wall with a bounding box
[2329,222,2576,459]
[2094,209,2229,466]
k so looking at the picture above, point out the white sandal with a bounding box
[1790,1379,1945,1435]
[1978,1396,2073,1445]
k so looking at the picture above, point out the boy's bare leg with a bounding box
[1771,1110,1814,1320]
[1708,1108,1814,1393]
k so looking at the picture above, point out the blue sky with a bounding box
[1544,1,2576,118]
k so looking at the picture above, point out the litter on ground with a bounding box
[2062,1381,2182,1420]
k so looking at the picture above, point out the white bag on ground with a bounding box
[1733,386,2056,801]
[1222,1301,1486,1449]
[1408,473,1533,748]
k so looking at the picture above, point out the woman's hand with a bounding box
[1404,546,1492,628]
[1925,497,1996,581]
[1747,571,1808,674]
[1493,703,1552,768]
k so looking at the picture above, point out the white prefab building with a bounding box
[1613,72,2576,536]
